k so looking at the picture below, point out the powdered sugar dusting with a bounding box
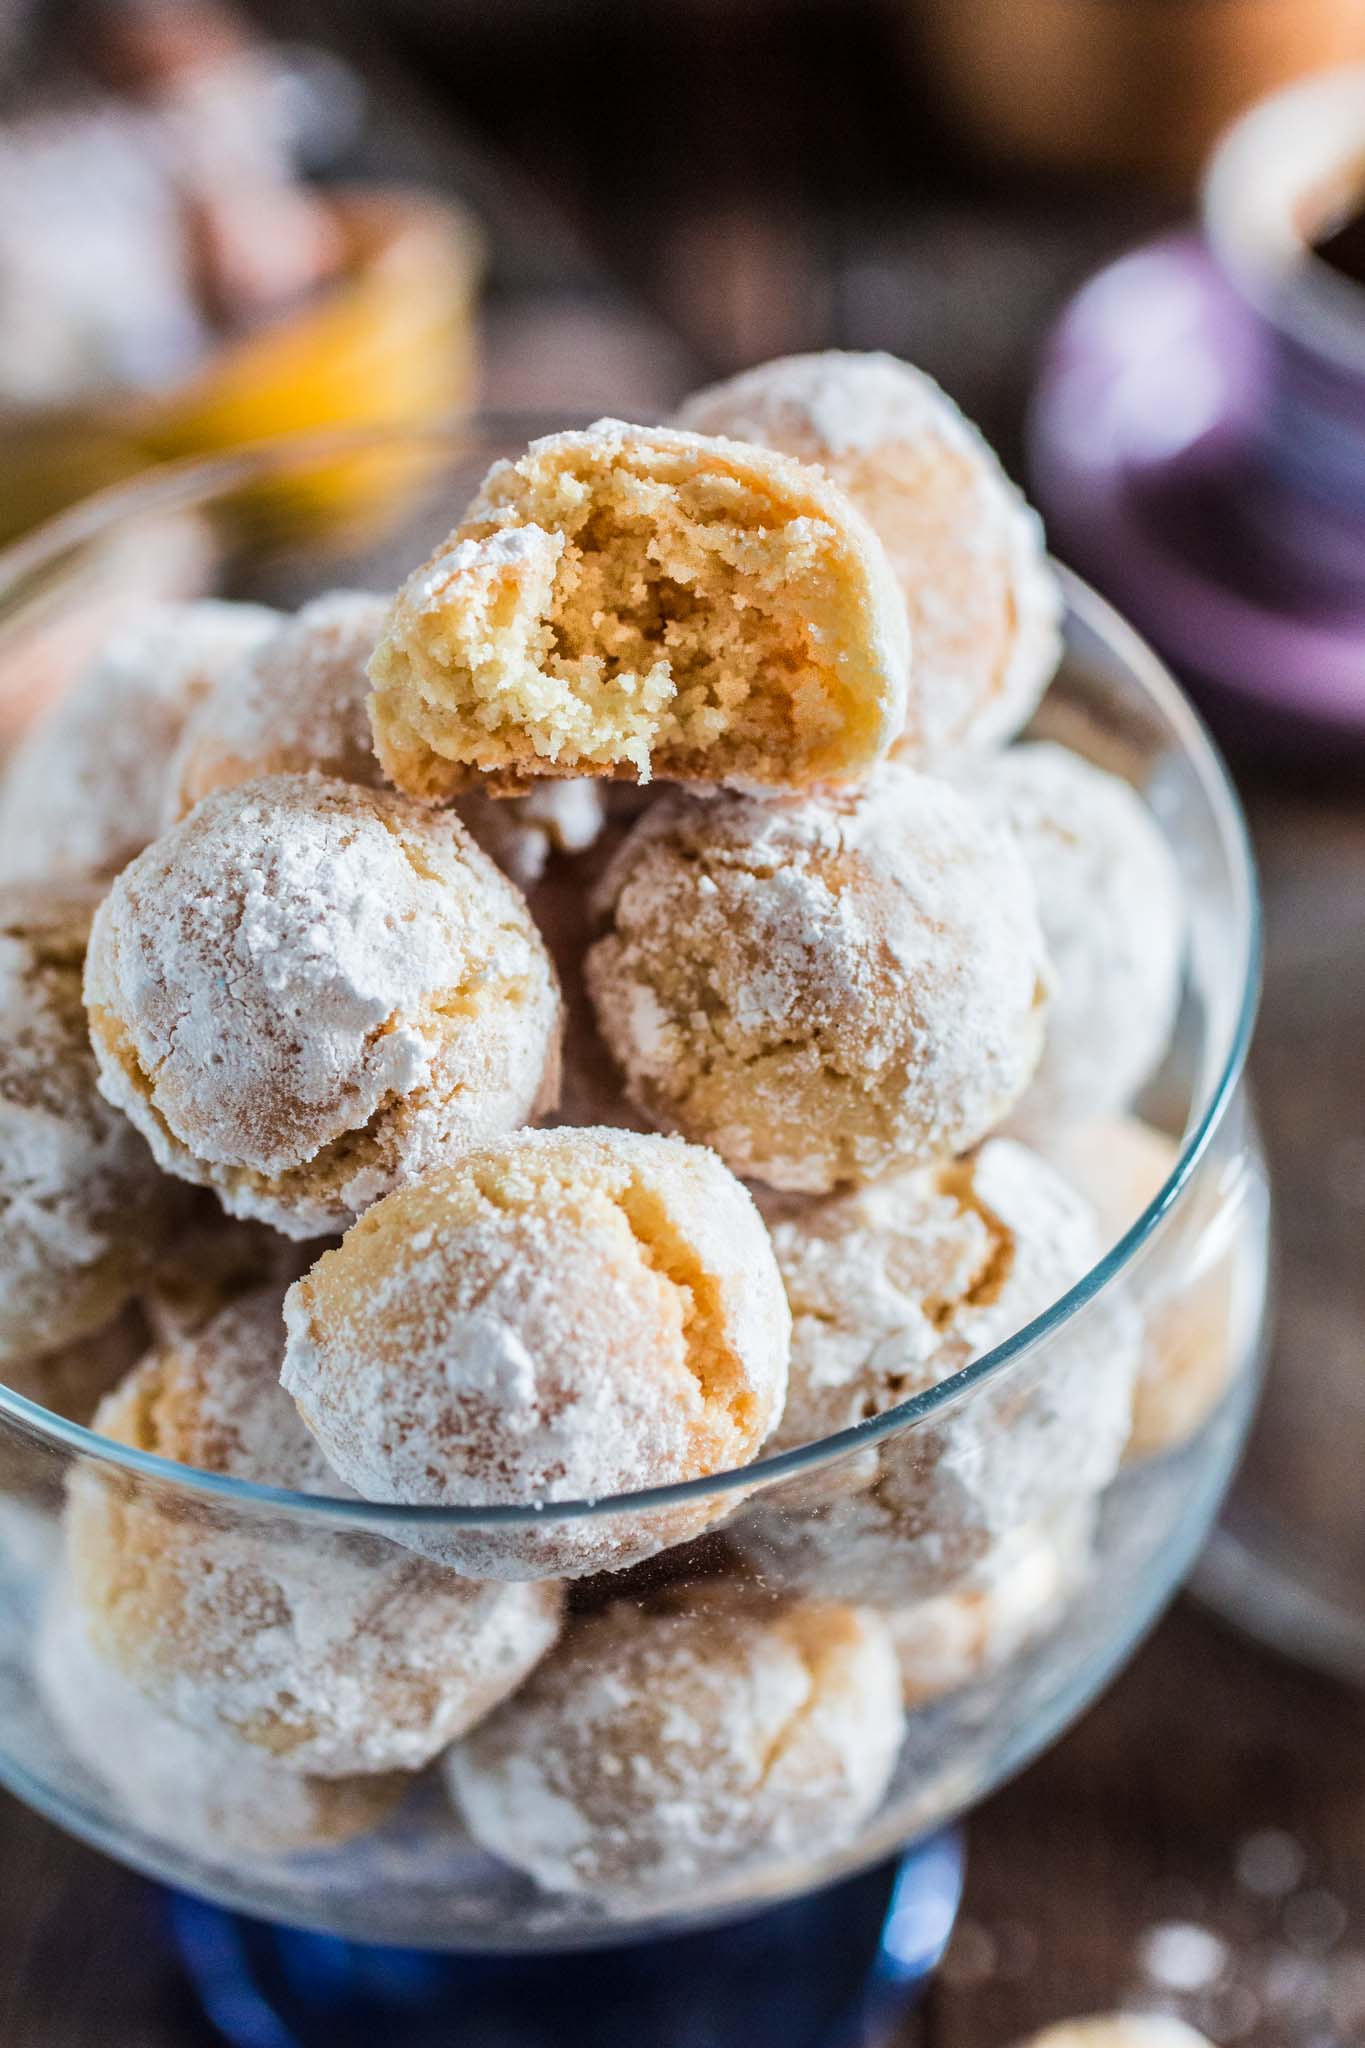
[84,773,561,1236]
[676,351,1062,760]
[965,743,1184,1130]
[281,1126,790,1579]
[458,780,607,890]
[767,1137,1103,1452]
[166,590,390,818]
[0,884,179,1367]
[586,764,1048,1192]
[66,1288,564,1775]
[888,1502,1094,1706]
[37,1592,403,1855]
[448,1588,904,1903]
[0,599,280,886]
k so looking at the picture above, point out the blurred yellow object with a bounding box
[0,412,153,554]
[141,188,481,544]
[916,0,1365,186]
[0,186,481,553]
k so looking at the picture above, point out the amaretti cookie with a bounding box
[281,1127,791,1579]
[677,350,1061,761]
[1038,1116,1248,1459]
[366,420,909,797]
[585,766,1048,1191]
[446,1586,904,1903]
[764,1139,1105,1456]
[964,743,1183,1130]
[0,884,181,1369]
[83,774,562,1237]
[1015,2022,1213,2048]
[38,1594,405,1857]
[164,590,390,819]
[735,1184,1139,1602]
[0,600,279,887]
[164,587,607,888]
[889,1505,1092,1707]
[65,1289,563,1775]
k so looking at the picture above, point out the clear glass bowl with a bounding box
[0,425,1269,1953]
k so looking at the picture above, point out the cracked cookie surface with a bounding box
[585,764,1048,1192]
[83,773,562,1237]
[281,1126,791,1578]
[0,883,183,1368]
[65,1287,563,1776]
[677,351,1061,763]
[446,1584,903,1902]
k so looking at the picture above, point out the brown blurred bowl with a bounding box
[914,0,1365,186]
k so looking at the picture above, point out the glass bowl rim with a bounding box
[0,420,1262,1529]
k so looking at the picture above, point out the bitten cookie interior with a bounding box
[367,420,910,796]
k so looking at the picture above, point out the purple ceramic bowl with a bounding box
[1030,68,1365,752]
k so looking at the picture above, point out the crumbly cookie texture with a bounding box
[447,1586,904,1904]
[675,350,1061,762]
[1038,1115,1246,1460]
[585,766,1048,1192]
[889,1503,1093,1707]
[164,591,391,820]
[764,1138,1103,1455]
[38,1594,405,1858]
[281,1127,791,1580]
[1014,2021,1213,2048]
[0,884,183,1368]
[367,420,910,797]
[163,586,607,892]
[963,743,1184,1131]
[0,600,279,887]
[64,1289,564,1776]
[83,773,562,1239]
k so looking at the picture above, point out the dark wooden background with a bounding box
[4,4,1365,2040]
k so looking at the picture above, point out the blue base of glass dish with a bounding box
[168,1829,965,2048]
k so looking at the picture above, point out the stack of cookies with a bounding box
[0,354,1233,1907]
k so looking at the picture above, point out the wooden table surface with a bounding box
[5,9,1365,2038]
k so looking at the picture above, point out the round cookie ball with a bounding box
[889,1504,1093,1708]
[281,1127,791,1580]
[164,590,390,819]
[1014,2022,1213,2048]
[585,765,1048,1192]
[37,1594,405,1858]
[675,350,1062,762]
[65,1288,564,1775]
[962,743,1183,1131]
[84,773,562,1238]
[735,1202,1139,1603]
[764,1138,1105,1458]
[1037,1116,1249,1460]
[446,1586,904,1904]
[0,599,279,887]
[367,419,909,798]
[0,884,182,1369]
